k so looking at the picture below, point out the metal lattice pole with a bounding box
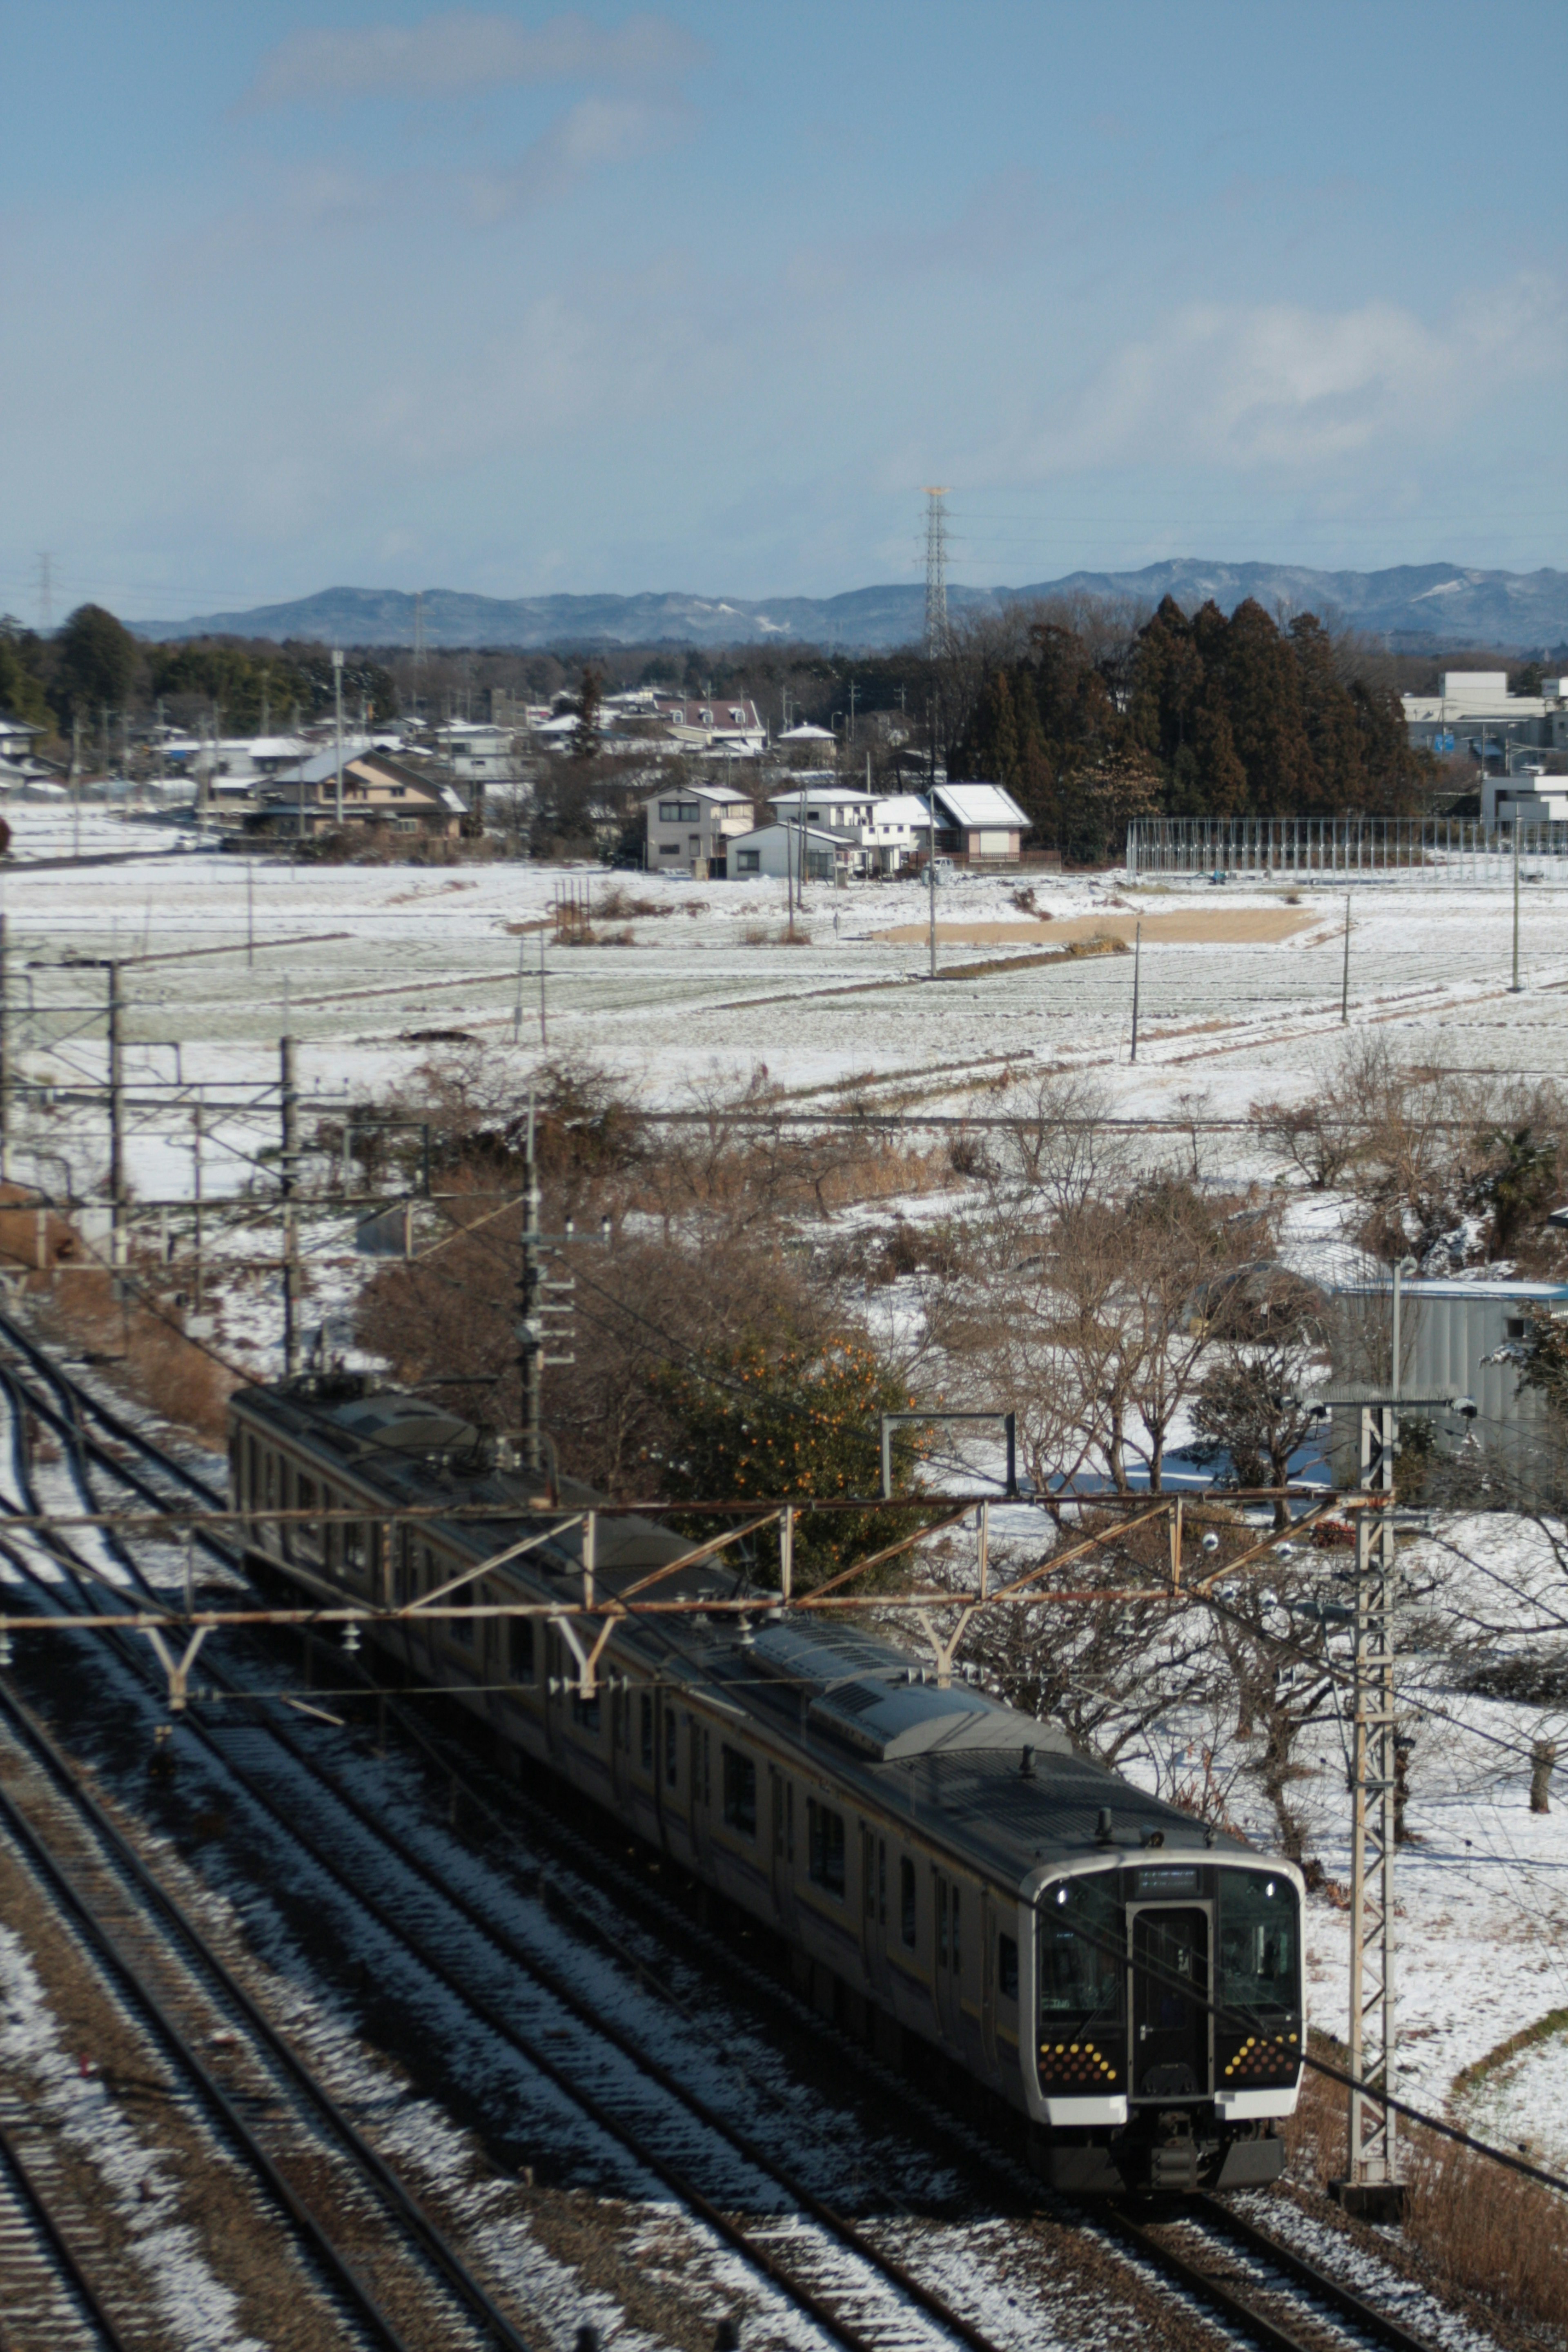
[923,488,949,660]
[1345,1401,1401,2211]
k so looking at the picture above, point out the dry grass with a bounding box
[34,1265,236,1445]
[740,922,812,946]
[1285,2038,1568,2339]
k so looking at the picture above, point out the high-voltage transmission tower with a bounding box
[922,488,950,659]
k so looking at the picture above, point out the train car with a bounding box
[228,1371,1305,2194]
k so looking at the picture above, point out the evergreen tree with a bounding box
[0,619,51,731]
[52,603,137,724]
[1200,598,1317,816]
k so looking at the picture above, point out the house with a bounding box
[766,787,876,872]
[653,697,766,757]
[642,782,756,876]
[864,794,934,873]
[929,782,1028,863]
[247,750,466,840]
[0,713,46,764]
[729,823,853,883]
[432,722,524,786]
[1480,766,1568,827]
[773,722,836,768]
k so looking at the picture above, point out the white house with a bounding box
[730,823,852,883]
[1480,766,1568,827]
[865,793,935,873]
[929,782,1028,863]
[643,782,756,875]
[0,712,46,764]
[432,722,523,784]
[773,722,836,768]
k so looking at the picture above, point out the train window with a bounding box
[722,1747,757,1838]
[937,1878,949,1966]
[508,1616,535,1685]
[298,1477,317,1555]
[323,1499,339,1575]
[343,1521,365,1582]
[807,1801,845,1898]
[863,1829,875,1917]
[394,1535,415,1606]
[448,1600,475,1650]
[1218,1872,1298,2010]
[900,1858,916,1949]
[1040,1875,1124,2025]
[641,1692,654,1769]
[878,1840,886,1926]
[664,1710,678,1788]
[263,1450,277,1514]
[998,1935,1019,2002]
[571,1686,601,1733]
[952,1885,961,1975]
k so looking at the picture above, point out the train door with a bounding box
[860,1827,889,1997]
[769,1767,797,1931]
[1130,1907,1210,2102]
[933,1869,963,2047]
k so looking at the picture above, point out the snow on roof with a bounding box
[871,794,933,824]
[642,782,752,805]
[777,722,835,742]
[935,782,1028,827]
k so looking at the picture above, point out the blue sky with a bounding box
[2,0,1565,620]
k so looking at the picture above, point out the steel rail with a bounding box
[0,1408,538,2352]
[0,2103,135,2352]
[0,1321,1457,2352]
[0,1358,1026,2352]
[0,1720,416,2352]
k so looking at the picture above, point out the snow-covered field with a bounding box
[4,804,1568,2178]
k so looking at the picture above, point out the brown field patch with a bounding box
[873,908,1314,947]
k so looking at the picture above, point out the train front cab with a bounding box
[1020,1852,1304,2194]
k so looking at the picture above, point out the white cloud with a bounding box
[1020,274,1568,476]
[245,9,702,108]
[468,89,690,218]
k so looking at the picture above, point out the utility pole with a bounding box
[1129,922,1142,1062]
[927,792,938,979]
[333,650,345,831]
[1341,892,1352,1023]
[518,1096,543,1479]
[106,961,125,1266]
[1342,1397,1401,2220]
[70,713,82,858]
[538,924,548,1049]
[191,1096,205,1318]
[280,1025,300,1376]
[1511,817,1522,993]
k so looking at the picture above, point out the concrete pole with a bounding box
[333,649,345,831]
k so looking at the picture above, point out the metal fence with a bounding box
[1125,817,1568,885]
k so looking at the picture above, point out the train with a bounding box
[227,1370,1305,2195]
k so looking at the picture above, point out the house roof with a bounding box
[934,781,1029,828]
[733,823,847,847]
[777,722,835,743]
[871,794,934,826]
[641,783,753,807]
[0,712,45,737]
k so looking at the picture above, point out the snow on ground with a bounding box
[5,805,1568,2162]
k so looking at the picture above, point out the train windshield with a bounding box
[1038,1871,1125,2029]
[1216,1870,1298,2020]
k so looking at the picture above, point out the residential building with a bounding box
[1481,765,1568,826]
[864,793,935,873]
[928,782,1028,862]
[773,722,835,767]
[247,750,466,840]
[0,713,45,763]
[652,696,766,757]
[730,822,853,882]
[432,722,524,785]
[642,782,756,875]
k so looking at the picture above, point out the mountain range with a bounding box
[129,562,1568,654]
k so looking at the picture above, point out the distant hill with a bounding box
[129,563,1568,653]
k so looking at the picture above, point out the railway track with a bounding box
[0,2094,134,2352]
[0,1310,1481,2352]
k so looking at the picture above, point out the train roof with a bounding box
[234,1376,1257,1889]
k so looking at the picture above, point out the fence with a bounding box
[1126,817,1568,886]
